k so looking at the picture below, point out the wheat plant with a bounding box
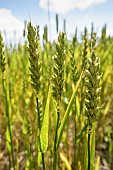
[0,31,15,170]
[85,32,101,170]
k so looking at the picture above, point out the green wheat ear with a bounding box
[69,43,79,84]
[56,14,59,33]
[27,22,41,95]
[0,31,6,74]
[82,27,88,71]
[52,32,66,107]
[27,21,44,136]
[52,32,66,170]
[85,32,101,133]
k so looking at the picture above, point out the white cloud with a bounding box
[39,0,108,14]
[0,8,24,43]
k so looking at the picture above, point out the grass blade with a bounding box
[40,85,51,152]
[57,71,83,149]
[60,152,72,170]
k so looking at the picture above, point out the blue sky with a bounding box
[0,0,113,43]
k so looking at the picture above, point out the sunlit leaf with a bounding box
[40,85,51,152]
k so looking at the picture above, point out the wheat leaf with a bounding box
[40,85,51,152]
[57,71,83,149]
